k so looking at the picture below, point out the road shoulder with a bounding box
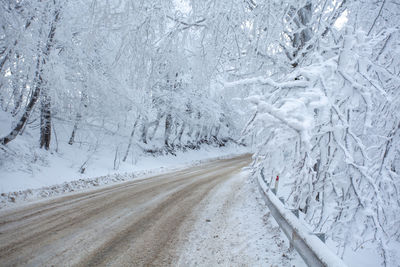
[173,169,306,266]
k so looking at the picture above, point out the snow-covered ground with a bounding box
[176,170,306,267]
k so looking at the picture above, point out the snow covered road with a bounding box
[0,154,304,266]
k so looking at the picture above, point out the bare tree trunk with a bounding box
[113,145,119,170]
[122,116,140,162]
[52,121,59,152]
[164,113,172,146]
[68,91,87,145]
[140,117,148,144]
[68,112,80,145]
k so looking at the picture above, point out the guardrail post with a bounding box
[274,175,279,193]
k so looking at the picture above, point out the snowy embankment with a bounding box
[0,144,248,209]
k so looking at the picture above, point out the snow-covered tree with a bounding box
[226,0,400,265]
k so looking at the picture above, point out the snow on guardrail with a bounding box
[257,174,347,267]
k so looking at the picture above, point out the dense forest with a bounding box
[1,0,399,265]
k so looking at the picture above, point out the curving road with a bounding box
[0,154,252,266]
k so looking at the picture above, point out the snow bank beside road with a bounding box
[0,145,248,209]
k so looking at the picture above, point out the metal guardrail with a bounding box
[257,173,347,267]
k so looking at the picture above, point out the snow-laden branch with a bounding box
[246,96,310,133]
[223,77,309,89]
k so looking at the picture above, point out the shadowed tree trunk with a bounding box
[40,92,51,150]
[140,116,148,144]
[164,113,172,146]
[68,112,81,145]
